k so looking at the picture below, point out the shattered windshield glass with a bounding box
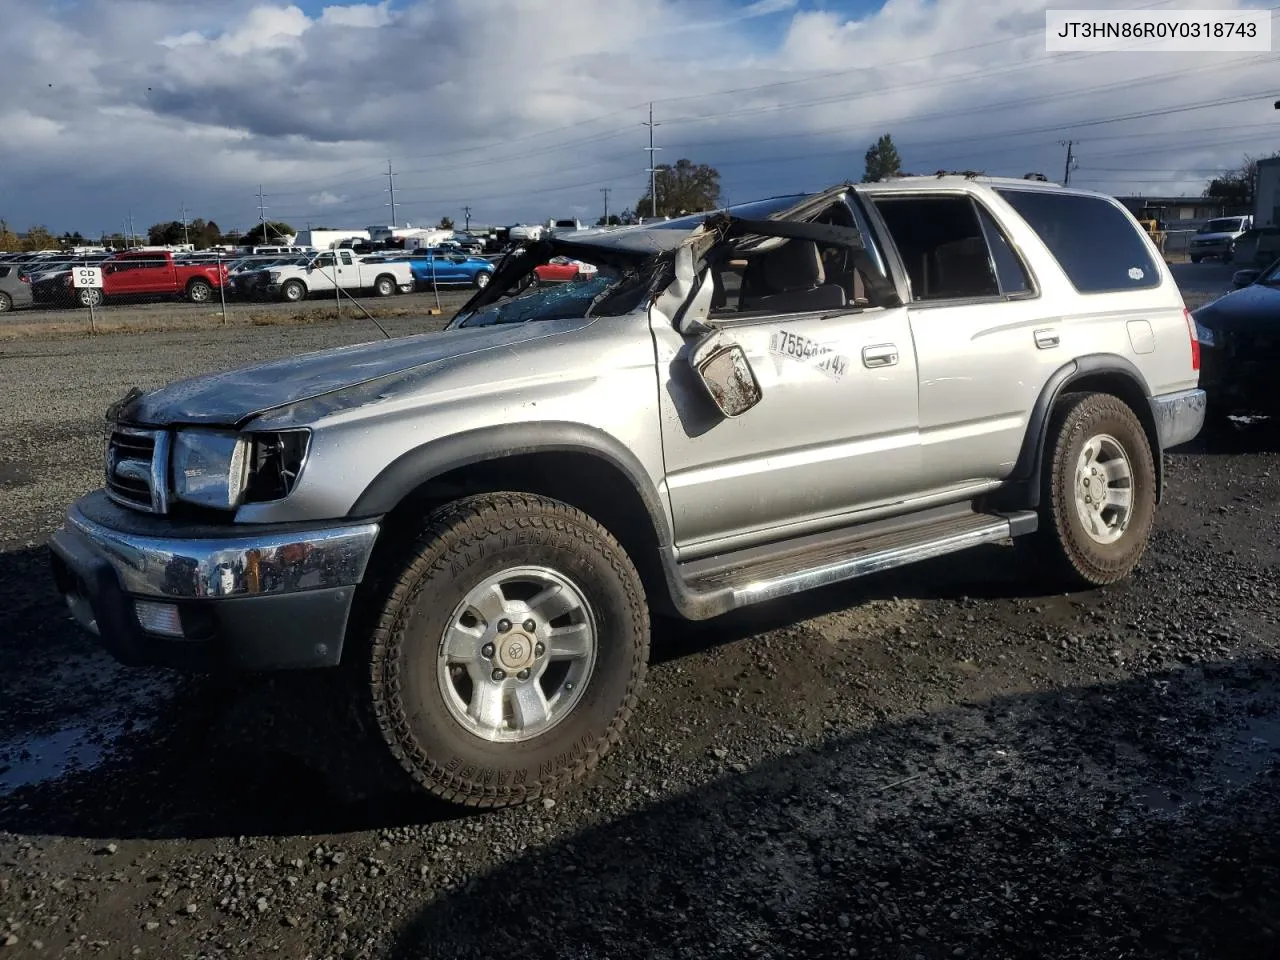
[452,271,622,327]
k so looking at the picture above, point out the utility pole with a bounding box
[256,185,268,244]
[125,211,135,249]
[600,187,611,224]
[179,201,190,247]
[463,205,472,231]
[1060,140,1076,187]
[385,161,398,227]
[642,102,661,219]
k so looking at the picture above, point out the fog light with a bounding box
[135,600,184,638]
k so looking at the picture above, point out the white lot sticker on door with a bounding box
[768,329,849,381]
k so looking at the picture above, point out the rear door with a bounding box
[858,188,1051,493]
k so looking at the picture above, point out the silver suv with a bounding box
[49,177,1205,809]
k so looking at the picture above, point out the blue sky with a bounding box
[0,0,1276,236]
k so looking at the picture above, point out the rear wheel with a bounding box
[77,288,103,308]
[473,270,492,289]
[1028,392,1156,588]
[186,279,213,303]
[374,275,396,297]
[367,493,649,808]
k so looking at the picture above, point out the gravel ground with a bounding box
[2,271,1278,960]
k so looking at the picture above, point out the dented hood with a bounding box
[116,319,590,428]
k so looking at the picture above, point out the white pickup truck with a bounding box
[264,250,415,302]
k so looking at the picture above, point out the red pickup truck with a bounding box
[70,250,229,307]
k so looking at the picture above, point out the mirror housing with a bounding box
[1233,268,1261,288]
[689,331,762,418]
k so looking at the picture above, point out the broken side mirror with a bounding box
[689,332,762,418]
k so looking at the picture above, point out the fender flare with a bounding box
[346,421,673,547]
[1007,353,1163,508]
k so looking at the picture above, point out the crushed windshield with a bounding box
[452,272,621,327]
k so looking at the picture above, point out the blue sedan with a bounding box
[405,251,494,289]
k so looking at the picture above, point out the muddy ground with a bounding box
[1,270,1277,960]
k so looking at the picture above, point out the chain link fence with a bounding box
[0,245,499,337]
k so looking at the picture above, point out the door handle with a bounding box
[862,343,899,368]
[1034,328,1059,349]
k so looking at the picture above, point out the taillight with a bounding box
[1184,307,1200,371]
[19,274,30,284]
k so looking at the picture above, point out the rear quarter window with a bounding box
[995,189,1160,294]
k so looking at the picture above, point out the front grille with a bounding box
[105,426,169,513]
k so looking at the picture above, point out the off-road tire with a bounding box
[1029,391,1157,588]
[0,292,10,313]
[186,279,213,303]
[374,275,396,297]
[367,493,649,808]
[281,279,306,303]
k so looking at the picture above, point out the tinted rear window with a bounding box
[995,189,1159,293]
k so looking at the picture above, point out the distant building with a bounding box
[1114,195,1251,223]
[1254,157,1280,228]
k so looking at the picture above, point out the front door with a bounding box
[654,213,921,559]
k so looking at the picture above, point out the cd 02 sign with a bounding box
[72,266,103,288]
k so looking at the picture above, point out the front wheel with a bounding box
[367,493,649,808]
[0,292,10,313]
[1028,391,1156,588]
[280,279,306,303]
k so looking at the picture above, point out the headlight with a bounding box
[268,271,282,282]
[171,429,310,509]
[1194,319,1215,348]
[172,430,249,509]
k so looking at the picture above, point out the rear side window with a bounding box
[995,189,1159,293]
[0,267,9,278]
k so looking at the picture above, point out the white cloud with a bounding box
[308,191,349,206]
[0,0,1275,234]
[321,1,393,28]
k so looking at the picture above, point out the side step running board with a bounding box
[671,508,1038,619]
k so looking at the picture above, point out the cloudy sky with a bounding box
[0,0,1276,237]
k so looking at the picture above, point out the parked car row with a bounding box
[0,240,603,310]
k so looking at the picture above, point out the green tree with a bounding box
[0,220,19,252]
[240,221,295,246]
[1203,151,1279,208]
[147,221,185,245]
[634,159,722,218]
[438,215,456,230]
[21,225,56,251]
[861,134,903,183]
[596,214,624,226]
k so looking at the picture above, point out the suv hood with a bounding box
[116,319,590,428]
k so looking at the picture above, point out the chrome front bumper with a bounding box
[48,494,380,671]
[1149,387,1206,451]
